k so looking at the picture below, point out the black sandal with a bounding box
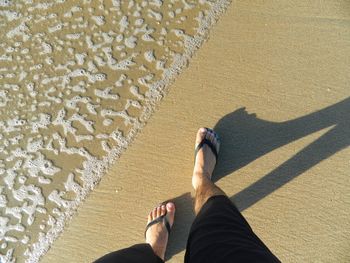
[144,208,171,238]
[194,127,219,163]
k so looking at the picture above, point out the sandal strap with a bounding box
[194,138,218,162]
[144,214,171,238]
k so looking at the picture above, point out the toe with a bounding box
[165,202,175,226]
[205,129,212,141]
[166,202,175,213]
[195,127,207,147]
[194,127,221,160]
[209,130,220,152]
[161,205,166,216]
[157,206,162,217]
[152,207,157,219]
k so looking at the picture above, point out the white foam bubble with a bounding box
[144,50,156,63]
[70,113,95,133]
[119,15,129,32]
[6,22,30,41]
[101,109,137,126]
[129,85,145,100]
[95,87,119,100]
[22,235,30,244]
[48,23,64,33]
[48,190,70,209]
[38,176,52,184]
[64,173,82,195]
[92,15,105,26]
[0,10,20,21]
[102,118,113,126]
[124,35,137,49]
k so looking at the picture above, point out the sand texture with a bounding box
[3,0,350,262]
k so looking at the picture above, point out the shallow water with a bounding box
[0,0,230,262]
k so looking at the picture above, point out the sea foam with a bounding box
[0,0,231,262]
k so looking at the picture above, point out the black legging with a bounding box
[94,195,280,263]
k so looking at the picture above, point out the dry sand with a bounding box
[43,1,350,262]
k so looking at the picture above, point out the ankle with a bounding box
[192,172,212,191]
[150,244,165,261]
[193,169,212,180]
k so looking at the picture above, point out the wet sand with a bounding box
[43,1,350,262]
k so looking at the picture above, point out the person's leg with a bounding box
[185,128,280,263]
[94,203,175,263]
[192,127,225,214]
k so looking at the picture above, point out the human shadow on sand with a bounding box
[166,97,350,260]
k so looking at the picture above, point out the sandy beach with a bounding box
[38,1,349,262]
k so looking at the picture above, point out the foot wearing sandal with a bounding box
[145,203,175,261]
[192,127,220,190]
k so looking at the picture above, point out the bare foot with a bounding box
[192,127,220,190]
[145,203,175,261]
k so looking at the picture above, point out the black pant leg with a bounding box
[94,243,163,263]
[184,195,280,263]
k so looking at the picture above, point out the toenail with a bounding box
[167,203,174,209]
